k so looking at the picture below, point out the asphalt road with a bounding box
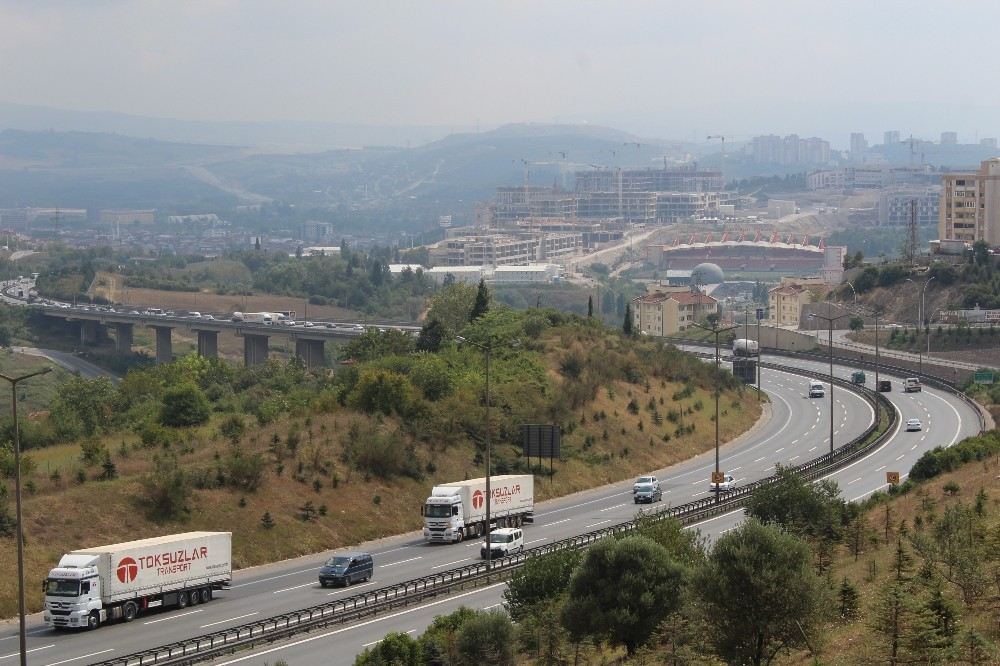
[202,355,979,666]
[0,358,880,666]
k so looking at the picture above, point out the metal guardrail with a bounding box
[90,360,894,666]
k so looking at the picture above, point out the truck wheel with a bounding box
[87,611,100,630]
[189,590,199,606]
[455,530,463,543]
[200,588,211,604]
[177,591,188,609]
[123,602,138,623]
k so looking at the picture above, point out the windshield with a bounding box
[489,533,513,543]
[424,504,452,518]
[46,579,80,597]
[635,477,653,484]
[635,484,653,492]
[324,556,351,568]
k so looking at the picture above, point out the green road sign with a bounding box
[974,370,994,384]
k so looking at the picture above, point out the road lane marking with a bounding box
[143,609,204,625]
[753,456,766,463]
[381,557,422,567]
[789,456,800,461]
[588,519,613,527]
[535,490,631,517]
[543,518,572,527]
[599,503,628,511]
[213,584,508,665]
[273,581,317,594]
[431,559,470,570]
[896,454,905,461]
[201,613,259,628]
[363,629,416,647]
[809,446,817,452]
[774,447,784,453]
[876,465,886,472]
[231,566,318,588]
[0,646,54,661]
[43,649,115,666]
[525,538,547,545]
[848,477,862,485]
[327,582,374,595]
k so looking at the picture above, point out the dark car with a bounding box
[318,552,373,588]
[877,380,892,392]
[633,482,663,504]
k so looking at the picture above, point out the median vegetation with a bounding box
[0,284,760,617]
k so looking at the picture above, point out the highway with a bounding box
[0,351,975,666]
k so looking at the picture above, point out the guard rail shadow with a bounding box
[90,360,894,666]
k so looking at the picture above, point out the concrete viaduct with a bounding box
[38,306,418,369]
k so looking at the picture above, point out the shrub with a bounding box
[142,454,192,519]
[225,448,267,492]
[218,415,246,445]
[160,383,211,427]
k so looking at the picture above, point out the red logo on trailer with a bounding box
[116,557,139,584]
[472,490,484,509]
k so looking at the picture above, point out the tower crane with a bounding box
[707,135,728,186]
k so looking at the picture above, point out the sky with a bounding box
[3,1,1000,147]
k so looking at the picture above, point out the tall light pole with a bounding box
[918,276,936,374]
[809,306,847,454]
[690,320,738,500]
[873,307,882,392]
[844,281,857,307]
[1,367,52,666]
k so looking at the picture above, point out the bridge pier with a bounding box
[295,338,325,370]
[152,326,173,364]
[79,320,99,346]
[196,330,219,358]
[114,323,133,354]
[243,334,269,366]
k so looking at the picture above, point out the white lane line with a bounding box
[774,447,784,453]
[543,518,572,527]
[600,503,628,511]
[377,546,412,555]
[381,556,422,568]
[589,519,613,527]
[876,465,886,472]
[328,582,374,595]
[43,649,115,666]
[910,444,918,451]
[363,629,416,647]
[848,477,862,485]
[0,630,48,643]
[201,612,259,628]
[214,584,508,665]
[896,454,905,461]
[525,538,547,545]
[143,609,204,625]
[535,490,631,517]
[273,581,317,594]
[431,559,470,570]
[809,446,817,452]
[753,456,766,463]
[922,389,967,446]
[230,566,317,588]
[729,466,742,472]
[0,646,53,662]
[482,603,502,610]
[790,439,799,445]
[789,456,800,461]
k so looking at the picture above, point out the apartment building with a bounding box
[939,158,1000,245]
[100,209,155,225]
[655,192,722,222]
[575,191,658,225]
[768,280,815,327]
[631,287,719,336]
[431,232,582,266]
[750,135,830,165]
[574,166,723,193]
[878,189,940,226]
[493,187,577,223]
[300,220,335,244]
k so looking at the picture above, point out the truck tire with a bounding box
[177,591,188,609]
[200,588,211,604]
[123,601,138,623]
[87,611,100,630]
[188,590,199,606]
[455,530,463,543]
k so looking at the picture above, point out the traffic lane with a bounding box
[0,369,852,661]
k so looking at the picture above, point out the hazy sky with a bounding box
[4,1,1000,146]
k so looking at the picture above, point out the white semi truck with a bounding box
[43,532,232,630]
[732,338,759,357]
[232,311,276,324]
[422,475,534,543]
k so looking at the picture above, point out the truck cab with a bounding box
[808,380,825,398]
[423,493,465,543]
[43,556,103,630]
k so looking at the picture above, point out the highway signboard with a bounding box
[886,471,900,485]
[974,370,994,384]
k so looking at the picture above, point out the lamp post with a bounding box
[873,307,882,392]
[690,320,738,500]
[845,281,857,307]
[809,306,847,454]
[1,367,52,666]
[918,277,936,374]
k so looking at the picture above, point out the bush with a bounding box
[142,454,192,519]
[160,383,211,427]
[341,423,423,481]
[355,631,421,666]
[218,415,246,444]
[225,448,267,491]
[909,432,1000,482]
[456,610,515,666]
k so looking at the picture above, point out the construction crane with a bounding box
[707,135,728,184]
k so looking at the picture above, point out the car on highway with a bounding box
[905,418,923,432]
[324,323,337,329]
[318,552,373,588]
[303,321,315,328]
[189,311,202,318]
[808,380,825,398]
[710,474,737,493]
[481,528,523,559]
[633,480,663,504]
[202,314,215,321]
[632,475,658,493]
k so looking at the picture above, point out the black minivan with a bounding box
[318,552,374,587]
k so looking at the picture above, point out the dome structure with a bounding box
[691,262,725,285]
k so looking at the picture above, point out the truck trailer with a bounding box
[43,531,232,630]
[422,475,534,543]
[732,338,759,357]
[231,311,275,324]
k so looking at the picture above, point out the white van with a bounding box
[903,377,922,393]
[808,380,825,398]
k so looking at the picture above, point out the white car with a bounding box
[189,312,202,318]
[905,418,922,432]
[480,528,523,559]
[710,474,736,493]
[633,475,658,494]
[202,314,215,321]
[303,321,315,328]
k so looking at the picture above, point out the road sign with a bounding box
[974,370,994,385]
[886,471,900,485]
[756,308,765,321]
[711,471,726,484]
[521,424,561,458]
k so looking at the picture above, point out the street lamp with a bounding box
[918,277,936,374]
[844,281,857,307]
[689,320,738,500]
[0,367,52,666]
[455,336,516,568]
[809,306,847,454]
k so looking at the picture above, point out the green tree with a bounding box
[849,316,864,332]
[455,610,515,666]
[50,375,117,437]
[695,520,826,666]
[416,318,445,353]
[623,303,633,335]
[159,383,210,427]
[503,548,580,620]
[470,278,490,321]
[745,465,846,540]
[426,283,477,337]
[972,240,990,266]
[561,536,685,655]
[340,329,415,362]
[348,368,418,417]
[218,414,246,445]
[587,295,593,318]
[142,453,192,519]
[354,631,422,666]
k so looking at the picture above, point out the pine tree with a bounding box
[261,512,275,529]
[470,278,490,320]
[623,303,633,335]
[838,577,859,620]
[587,295,593,318]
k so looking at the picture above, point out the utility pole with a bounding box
[690,320,738,501]
[809,305,847,454]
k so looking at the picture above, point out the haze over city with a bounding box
[4,1,1000,145]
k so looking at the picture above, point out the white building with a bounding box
[426,266,488,285]
[492,264,562,283]
[388,264,425,275]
